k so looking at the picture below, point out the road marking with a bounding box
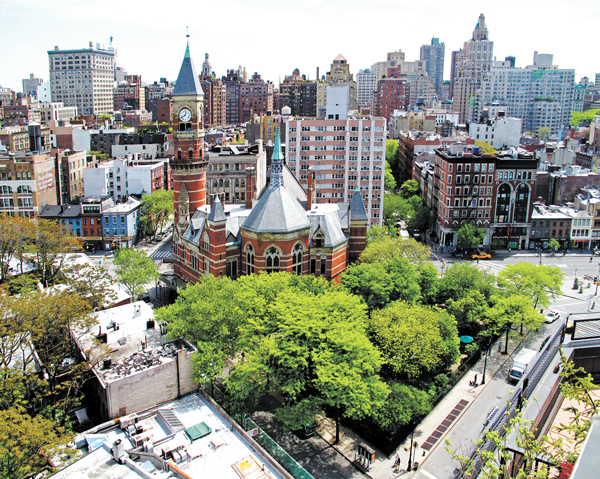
[419,469,438,479]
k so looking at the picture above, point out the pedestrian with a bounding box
[394,454,401,468]
[593,301,596,309]
[488,344,492,356]
[474,374,478,385]
[591,256,594,263]
[498,342,503,353]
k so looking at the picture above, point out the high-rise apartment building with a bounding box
[452,14,494,123]
[357,69,378,107]
[375,78,409,120]
[223,69,243,125]
[285,92,386,227]
[199,53,226,126]
[114,74,145,111]
[386,51,405,73]
[146,81,173,121]
[240,73,274,122]
[279,71,317,117]
[420,38,445,97]
[318,55,358,112]
[370,61,387,81]
[22,74,44,97]
[476,53,575,135]
[48,43,116,115]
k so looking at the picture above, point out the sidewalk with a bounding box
[313,330,533,479]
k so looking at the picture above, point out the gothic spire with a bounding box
[270,127,285,189]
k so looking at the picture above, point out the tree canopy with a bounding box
[385,161,397,191]
[570,109,600,127]
[140,190,174,239]
[399,179,420,199]
[497,263,563,310]
[372,382,432,435]
[358,236,430,264]
[456,222,487,250]
[368,301,460,379]
[113,248,159,299]
[474,141,497,154]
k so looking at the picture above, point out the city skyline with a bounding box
[1,0,598,95]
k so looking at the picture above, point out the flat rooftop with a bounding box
[52,394,287,479]
[78,301,194,384]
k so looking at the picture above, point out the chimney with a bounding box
[245,167,255,209]
[220,192,225,205]
[307,168,315,210]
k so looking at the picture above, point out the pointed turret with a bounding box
[269,126,285,189]
[349,185,368,222]
[173,42,204,96]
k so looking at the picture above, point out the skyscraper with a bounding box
[452,14,494,123]
[420,38,445,97]
[48,42,116,115]
[449,49,465,99]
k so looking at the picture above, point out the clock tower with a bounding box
[171,37,207,233]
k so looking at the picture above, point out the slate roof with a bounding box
[173,44,204,97]
[242,128,310,234]
[307,205,347,247]
[207,195,226,222]
[349,186,369,222]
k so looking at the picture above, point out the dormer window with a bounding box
[313,230,325,248]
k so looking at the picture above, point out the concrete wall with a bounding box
[112,144,161,159]
[127,167,152,196]
[73,129,91,151]
[104,346,196,419]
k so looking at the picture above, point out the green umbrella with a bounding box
[459,335,474,344]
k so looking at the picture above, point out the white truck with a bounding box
[508,348,537,383]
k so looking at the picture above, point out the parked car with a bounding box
[544,311,561,323]
[472,252,492,260]
[293,424,316,439]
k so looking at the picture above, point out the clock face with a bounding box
[179,108,192,122]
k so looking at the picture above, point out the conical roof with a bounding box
[349,186,368,222]
[173,43,204,97]
[242,128,310,234]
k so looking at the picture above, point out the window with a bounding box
[292,243,304,275]
[202,233,209,251]
[265,246,280,273]
[320,257,326,276]
[246,244,254,275]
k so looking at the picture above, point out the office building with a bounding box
[48,42,116,115]
[420,38,445,97]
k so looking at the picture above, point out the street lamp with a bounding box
[539,248,542,265]
[407,415,419,471]
[481,339,491,385]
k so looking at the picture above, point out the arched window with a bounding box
[514,184,530,223]
[1,173,6,181]
[495,184,511,223]
[292,243,304,275]
[219,179,223,188]
[186,122,192,132]
[0,186,11,195]
[246,243,254,275]
[265,246,280,273]
[241,178,246,187]
[17,185,32,194]
[224,179,230,187]
[527,171,532,180]
[188,148,194,160]
[202,233,209,251]
[177,149,182,160]
[16,173,21,180]
[213,179,218,188]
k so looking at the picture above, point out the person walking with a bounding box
[498,342,503,353]
[591,256,594,263]
[394,454,401,469]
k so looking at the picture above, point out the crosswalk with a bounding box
[150,248,172,260]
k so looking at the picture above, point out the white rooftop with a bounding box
[103,197,141,214]
[78,301,194,384]
[52,394,287,479]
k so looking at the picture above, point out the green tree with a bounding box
[366,225,392,245]
[497,263,563,311]
[342,258,422,310]
[386,139,400,184]
[474,141,498,154]
[416,262,439,305]
[0,214,35,283]
[359,236,430,264]
[140,190,174,239]
[385,161,397,191]
[570,109,600,127]
[437,263,497,304]
[29,218,83,285]
[446,290,490,335]
[537,126,550,141]
[113,248,159,300]
[227,289,389,444]
[383,193,413,228]
[493,295,544,353]
[456,222,487,250]
[373,382,432,435]
[0,408,70,479]
[547,238,560,251]
[369,301,460,379]
[407,195,433,237]
[399,179,420,199]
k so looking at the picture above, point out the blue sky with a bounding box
[1,0,598,92]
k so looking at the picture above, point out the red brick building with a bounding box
[240,73,274,123]
[375,78,409,122]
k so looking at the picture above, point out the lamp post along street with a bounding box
[482,340,490,384]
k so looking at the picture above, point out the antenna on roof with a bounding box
[186,26,190,44]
